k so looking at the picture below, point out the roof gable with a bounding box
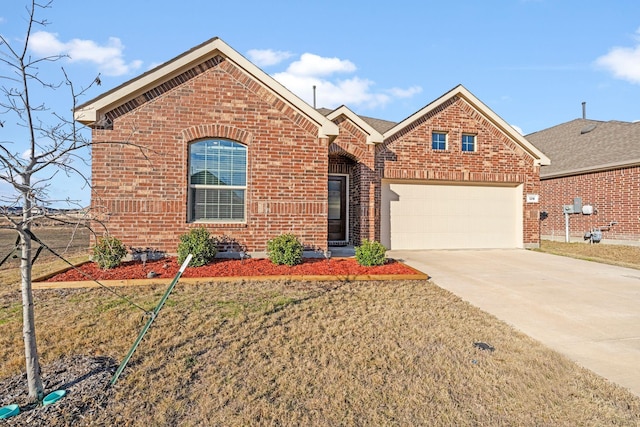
[325,105,384,144]
[384,85,550,166]
[74,37,338,138]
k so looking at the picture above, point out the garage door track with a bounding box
[390,249,640,397]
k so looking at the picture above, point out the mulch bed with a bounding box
[45,257,419,282]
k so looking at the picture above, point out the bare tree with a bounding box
[0,1,101,401]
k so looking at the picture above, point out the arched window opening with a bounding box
[188,139,247,222]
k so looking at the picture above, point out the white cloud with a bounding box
[29,31,142,76]
[596,28,640,84]
[387,86,423,98]
[510,124,524,135]
[246,49,293,67]
[287,53,356,77]
[271,52,420,110]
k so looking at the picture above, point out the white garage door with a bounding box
[381,181,523,250]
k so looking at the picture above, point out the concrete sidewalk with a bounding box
[389,249,640,397]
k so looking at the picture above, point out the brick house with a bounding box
[526,119,640,244]
[74,37,549,255]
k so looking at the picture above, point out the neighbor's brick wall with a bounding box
[91,56,328,254]
[377,96,542,246]
[540,166,640,242]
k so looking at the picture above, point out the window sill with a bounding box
[190,221,248,228]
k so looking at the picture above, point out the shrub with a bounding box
[267,234,304,266]
[355,240,387,266]
[93,235,127,270]
[177,227,217,267]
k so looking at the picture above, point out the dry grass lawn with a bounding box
[1,279,640,425]
[536,239,640,270]
[1,231,640,424]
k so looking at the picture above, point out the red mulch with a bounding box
[45,257,419,282]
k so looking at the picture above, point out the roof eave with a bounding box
[74,37,338,138]
[383,84,551,166]
[326,105,383,144]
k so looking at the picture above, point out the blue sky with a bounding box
[1,0,639,207]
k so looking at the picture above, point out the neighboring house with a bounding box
[526,118,640,244]
[74,37,549,255]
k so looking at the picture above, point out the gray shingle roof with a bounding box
[526,119,640,178]
[317,108,397,134]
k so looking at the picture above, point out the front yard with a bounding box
[1,277,639,425]
[1,231,640,424]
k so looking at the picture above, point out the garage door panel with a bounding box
[382,182,523,250]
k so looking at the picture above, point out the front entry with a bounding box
[328,175,347,242]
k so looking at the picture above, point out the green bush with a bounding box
[177,227,217,267]
[267,233,304,266]
[355,240,387,266]
[92,235,127,270]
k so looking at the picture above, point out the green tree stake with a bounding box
[110,254,193,386]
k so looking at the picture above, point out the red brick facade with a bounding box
[91,57,329,253]
[376,97,542,246]
[540,167,640,242]
[85,39,545,254]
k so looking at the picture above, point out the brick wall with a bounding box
[328,115,378,246]
[540,166,640,242]
[91,57,328,254]
[90,53,543,253]
[376,96,542,246]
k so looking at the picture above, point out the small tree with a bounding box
[0,1,136,401]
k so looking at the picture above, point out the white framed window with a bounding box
[462,134,476,152]
[432,132,447,150]
[188,139,247,222]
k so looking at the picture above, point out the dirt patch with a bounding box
[0,355,117,426]
[0,226,91,271]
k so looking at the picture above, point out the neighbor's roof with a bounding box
[74,37,338,139]
[526,119,640,179]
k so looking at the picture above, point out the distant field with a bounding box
[0,225,91,271]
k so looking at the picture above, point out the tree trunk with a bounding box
[20,208,44,401]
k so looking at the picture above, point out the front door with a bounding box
[328,175,347,242]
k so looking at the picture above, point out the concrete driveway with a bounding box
[389,249,640,397]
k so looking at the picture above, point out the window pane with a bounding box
[462,135,475,152]
[432,132,446,150]
[189,139,247,222]
[191,188,245,221]
[189,139,247,187]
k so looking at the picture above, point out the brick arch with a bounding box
[180,124,253,145]
[328,141,367,162]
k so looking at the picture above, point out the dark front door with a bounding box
[328,175,347,242]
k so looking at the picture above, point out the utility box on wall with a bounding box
[582,205,594,215]
[573,197,582,213]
